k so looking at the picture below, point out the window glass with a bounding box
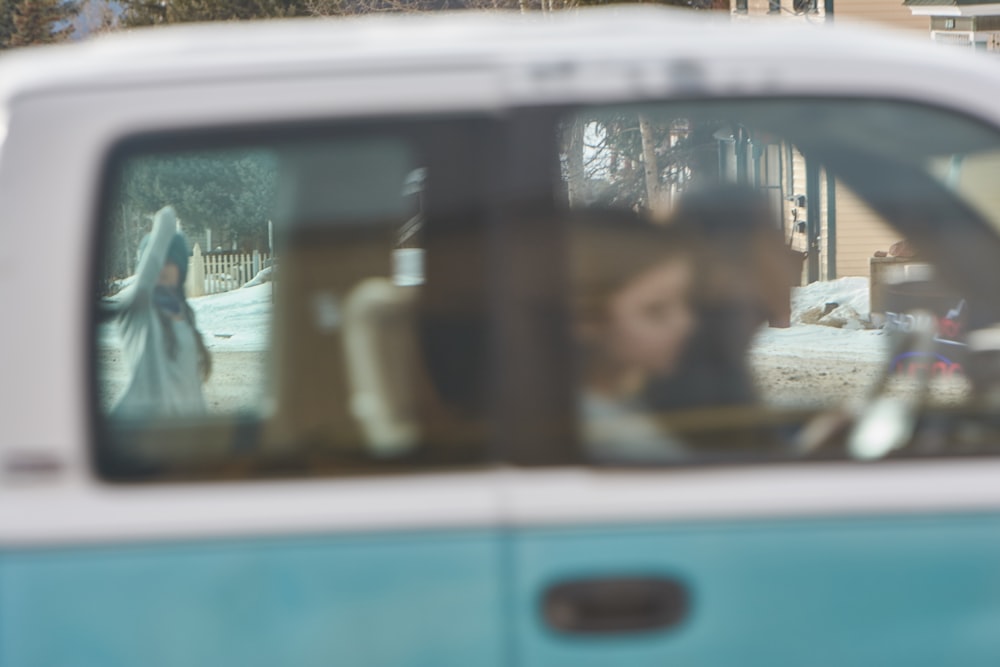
[95,124,491,479]
[98,148,278,418]
[94,102,1000,476]
[561,101,1000,464]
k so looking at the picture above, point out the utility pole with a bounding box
[806,159,821,284]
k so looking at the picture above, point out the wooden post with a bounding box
[563,119,585,208]
[208,252,217,294]
[188,243,205,297]
[639,114,662,214]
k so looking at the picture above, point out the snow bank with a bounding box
[791,277,871,329]
[190,283,272,352]
[242,265,274,289]
[750,276,884,367]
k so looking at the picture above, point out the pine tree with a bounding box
[120,0,312,26]
[6,0,79,47]
[568,0,726,8]
[0,0,17,48]
[120,0,724,24]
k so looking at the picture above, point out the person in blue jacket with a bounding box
[109,205,212,418]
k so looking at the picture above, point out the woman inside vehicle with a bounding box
[644,186,797,412]
[109,205,212,418]
[570,212,695,463]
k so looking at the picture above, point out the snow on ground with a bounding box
[755,277,884,365]
[751,324,886,362]
[751,277,968,406]
[749,325,888,408]
[189,283,272,352]
[753,276,885,404]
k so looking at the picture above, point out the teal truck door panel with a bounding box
[510,503,1000,666]
[0,528,506,667]
[510,93,1000,667]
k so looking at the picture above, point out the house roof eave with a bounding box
[905,1,1000,18]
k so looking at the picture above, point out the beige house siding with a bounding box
[779,152,1000,280]
[833,180,901,278]
[729,0,932,281]
[787,147,809,281]
[732,0,925,32]
[835,0,926,32]
[780,147,900,279]
[831,153,1000,279]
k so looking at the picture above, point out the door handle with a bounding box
[542,576,689,635]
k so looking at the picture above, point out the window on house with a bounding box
[735,0,748,14]
[769,0,781,15]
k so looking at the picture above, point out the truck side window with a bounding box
[94,123,492,480]
[561,101,1000,464]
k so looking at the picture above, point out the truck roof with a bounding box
[0,7,990,106]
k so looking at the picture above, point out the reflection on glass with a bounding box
[103,206,210,418]
[98,150,277,420]
[95,129,490,479]
[92,100,1000,476]
[562,101,1000,462]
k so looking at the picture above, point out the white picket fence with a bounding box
[185,244,271,297]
